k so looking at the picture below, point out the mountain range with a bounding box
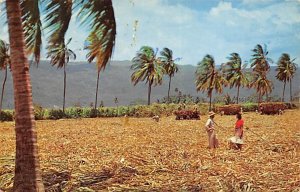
[0,60,299,109]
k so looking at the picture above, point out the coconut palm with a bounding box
[276,53,298,102]
[250,44,273,103]
[195,54,226,111]
[5,0,116,190]
[84,4,116,111]
[250,44,273,75]
[159,47,179,102]
[222,53,249,104]
[5,1,45,190]
[0,40,10,114]
[131,46,165,105]
[47,38,76,113]
[249,72,273,103]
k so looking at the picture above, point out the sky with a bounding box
[0,0,300,66]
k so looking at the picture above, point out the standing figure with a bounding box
[228,113,244,150]
[205,111,219,149]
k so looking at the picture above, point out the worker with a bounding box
[205,111,219,149]
[228,113,244,150]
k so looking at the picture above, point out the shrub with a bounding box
[242,102,258,112]
[65,107,83,118]
[0,110,14,121]
[34,103,45,120]
[88,108,98,118]
[48,109,66,120]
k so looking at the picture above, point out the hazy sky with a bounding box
[0,0,300,65]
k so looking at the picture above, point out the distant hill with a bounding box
[0,60,299,109]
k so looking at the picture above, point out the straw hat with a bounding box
[208,111,216,117]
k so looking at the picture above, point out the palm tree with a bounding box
[0,40,10,114]
[222,53,249,104]
[84,3,116,111]
[289,60,298,102]
[47,38,76,113]
[250,44,272,75]
[250,73,273,102]
[131,46,165,105]
[250,44,273,103]
[5,0,116,190]
[159,47,179,103]
[6,1,45,190]
[276,53,298,102]
[195,54,226,110]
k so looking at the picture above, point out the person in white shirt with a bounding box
[205,111,219,149]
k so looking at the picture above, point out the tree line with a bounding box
[130,44,298,110]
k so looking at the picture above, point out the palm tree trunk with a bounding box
[6,1,44,190]
[148,82,152,105]
[0,66,7,113]
[63,63,66,113]
[94,70,100,110]
[167,76,172,103]
[282,81,286,102]
[290,79,292,102]
[209,91,212,111]
[237,85,240,104]
[258,90,261,104]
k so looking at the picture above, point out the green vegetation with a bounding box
[159,47,180,102]
[195,54,226,111]
[276,53,298,102]
[0,102,296,122]
[222,53,250,104]
[249,44,273,103]
[131,46,165,105]
[47,38,76,113]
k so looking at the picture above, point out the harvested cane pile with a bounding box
[259,102,286,115]
[0,110,300,191]
[174,110,200,120]
[217,104,241,115]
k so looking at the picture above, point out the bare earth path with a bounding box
[1,110,299,191]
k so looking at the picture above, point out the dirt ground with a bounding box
[1,110,300,191]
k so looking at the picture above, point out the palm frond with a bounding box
[44,0,72,50]
[159,47,179,77]
[77,0,116,72]
[131,46,164,86]
[0,39,10,69]
[21,0,42,65]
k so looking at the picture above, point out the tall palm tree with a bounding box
[5,0,116,190]
[6,1,45,190]
[250,44,272,75]
[0,40,10,113]
[84,3,116,111]
[159,47,179,103]
[250,44,273,103]
[131,46,165,105]
[222,53,249,104]
[289,60,298,102]
[47,38,76,113]
[250,72,273,103]
[195,54,226,111]
[276,54,296,102]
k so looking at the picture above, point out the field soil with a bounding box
[1,110,300,191]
